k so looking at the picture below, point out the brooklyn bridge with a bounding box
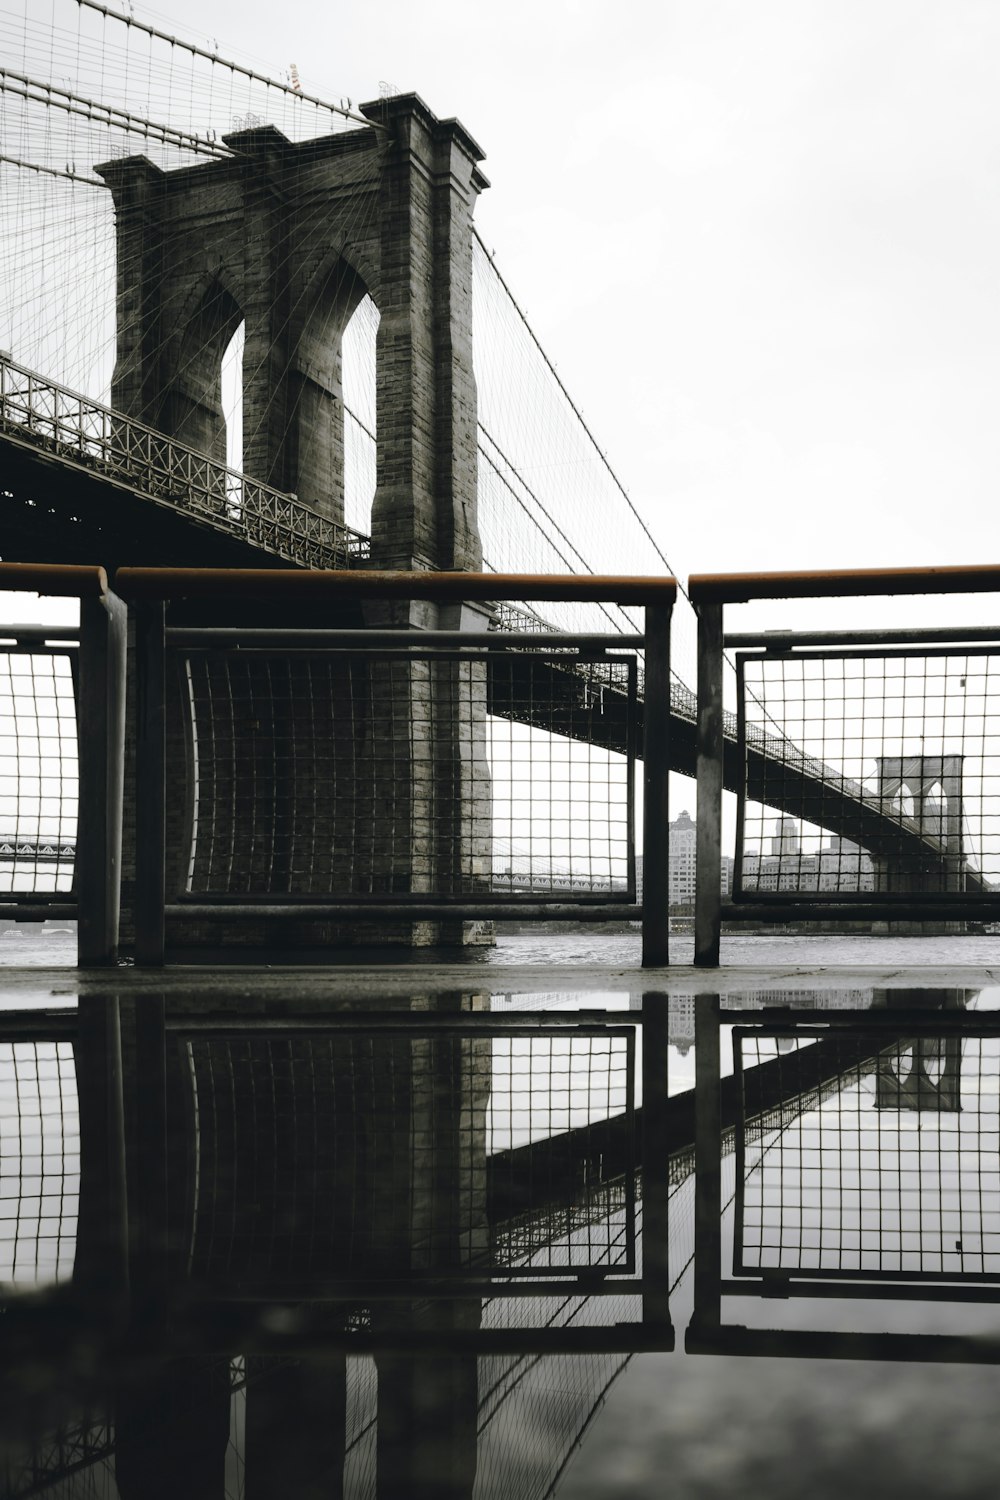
[3,5,1000,1499]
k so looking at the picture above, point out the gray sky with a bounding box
[8,0,1000,593]
[135,0,998,584]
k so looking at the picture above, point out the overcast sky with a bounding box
[7,0,1000,611]
[125,0,1000,587]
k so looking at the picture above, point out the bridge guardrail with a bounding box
[0,355,369,569]
[0,564,125,965]
[689,566,1000,965]
[115,568,676,966]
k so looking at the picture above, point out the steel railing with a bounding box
[0,355,369,570]
[115,567,676,966]
[689,566,1000,964]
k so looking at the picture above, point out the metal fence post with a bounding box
[132,994,169,1306]
[135,600,166,966]
[77,587,128,966]
[691,993,722,1338]
[642,601,672,966]
[73,996,129,1310]
[641,992,673,1336]
[695,602,724,967]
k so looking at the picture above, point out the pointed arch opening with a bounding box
[342,293,379,537]
[275,256,377,530]
[162,278,244,466]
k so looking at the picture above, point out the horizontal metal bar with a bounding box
[726,625,1000,648]
[723,1274,1000,1295]
[730,888,994,906]
[0,903,78,920]
[0,1014,78,1039]
[165,902,643,920]
[687,1326,1000,1361]
[727,1009,1000,1031]
[721,900,1000,921]
[127,1325,669,1357]
[0,624,80,642]
[737,643,1000,663]
[691,564,1000,603]
[209,1274,638,1298]
[175,889,633,907]
[167,627,646,649]
[168,1016,636,1034]
[116,566,677,605]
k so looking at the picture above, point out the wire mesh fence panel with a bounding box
[177,647,636,902]
[0,1041,79,1286]
[735,648,1000,904]
[735,1025,1000,1281]
[488,655,635,898]
[180,650,493,898]
[0,651,78,895]
[180,1025,635,1286]
[487,1030,636,1274]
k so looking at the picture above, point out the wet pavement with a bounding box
[1,939,1000,1495]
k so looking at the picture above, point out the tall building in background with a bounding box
[667,810,731,914]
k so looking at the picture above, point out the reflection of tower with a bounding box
[875,754,965,932]
[875,1037,963,1112]
[114,996,491,1499]
[171,1004,491,1289]
[873,987,966,1112]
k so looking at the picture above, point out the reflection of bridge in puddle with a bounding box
[3,984,1000,1496]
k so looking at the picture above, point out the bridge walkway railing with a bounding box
[0,354,369,570]
[690,565,1000,965]
[115,567,677,967]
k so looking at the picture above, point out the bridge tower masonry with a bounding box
[874,755,966,936]
[96,96,493,952]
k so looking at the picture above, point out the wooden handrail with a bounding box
[0,562,108,596]
[688,564,1000,604]
[114,568,677,605]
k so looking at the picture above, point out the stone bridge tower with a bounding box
[874,754,965,935]
[96,97,492,951]
[96,93,487,571]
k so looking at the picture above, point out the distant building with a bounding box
[665,810,731,912]
[742,818,874,895]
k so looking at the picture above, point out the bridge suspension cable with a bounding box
[1,0,701,686]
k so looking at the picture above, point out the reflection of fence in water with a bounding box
[0,1024,640,1289]
[183,1028,636,1281]
[0,1041,78,1285]
[736,1029,1000,1279]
